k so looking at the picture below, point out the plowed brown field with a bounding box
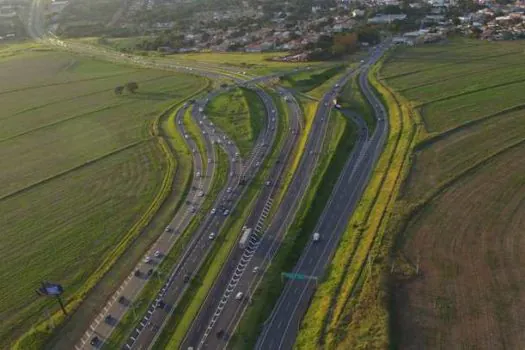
[385,38,525,349]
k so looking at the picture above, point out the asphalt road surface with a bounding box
[255,44,391,350]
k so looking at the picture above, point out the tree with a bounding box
[125,82,139,94]
[114,86,124,95]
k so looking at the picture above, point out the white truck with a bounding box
[239,227,253,249]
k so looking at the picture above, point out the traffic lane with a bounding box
[185,96,302,348]
[257,67,387,350]
[182,98,291,347]
[268,141,379,350]
[201,97,332,349]
[187,128,299,348]
[82,105,211,348]
[129,91,276,348]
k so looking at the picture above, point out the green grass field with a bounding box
[281,65,345,97]
[338,74,376,131]
[205,87,265,157]
[0,48,207,348]
[379,39,525,349]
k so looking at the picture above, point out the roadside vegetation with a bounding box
[1,49,207,349]
[381,39,525,349]
[183,107,207,172]
[205,87,265,157]
[230,106,357,349]
[280,65,345,97]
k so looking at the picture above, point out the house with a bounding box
[352,9,365,17]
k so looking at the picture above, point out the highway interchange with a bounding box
[27,1,391,349]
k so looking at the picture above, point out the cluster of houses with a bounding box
[457,5,525,40]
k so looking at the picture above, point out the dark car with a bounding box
[216,329,225,339]
[134,269,141,277]
[105,315,112,323]
[183,274,190,283]
[90,336,99,346]
[156,300,166,309]
[118,296,126,304]
[147,269,154,277]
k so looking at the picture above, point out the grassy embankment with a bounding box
[380,39,525,349]
[281,65,345,98]
[205,87,265,157]
[3,50,207,349]
[296,56,417,349]
[183,106,207,173]
[230,106,358,349]
[338,73,376,131]
[154,86,287,349]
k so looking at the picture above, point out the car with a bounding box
[192,148,196,153]
[134,269,141,277]
[265,181,271,186]
[156,300,166,309]
[216,329,225,339]
[154,250,161,258]
[165,226,173,232]
[324,102,328,107]
[211,208,216,215]
[90,336,99,346]
[208,232,216,240]
[232,158,236,162]
[313,232,321,242]
[184,134,189,139]
[335,83,340,88]
[105,315,112,323]
[271,126,275,131]
[203,130,207,135]
[144,256,152,264]
[190,206,196,213]
[360,59,365,63]
[226,187,232,193]
[235,152,240,157]
[255,161,260,167]
[147,268,154,276]
[196,171,201,177]
[199,120,203,125]
[208,158,212,163]
[230,171,234,177]
[223,209,230,216]
[272,117,276,122]
[235,292,244,300]
[210,122,214,126]
[198,191,204,197]
[253,266,259,273]
[184,274,191,283]
[228,141,232,145]
[178,120,181,125]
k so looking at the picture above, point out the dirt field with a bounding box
[384,39,525,349]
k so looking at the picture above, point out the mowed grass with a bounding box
[382,39,525,349]
[205,87,265,157]
[0,49,207,347]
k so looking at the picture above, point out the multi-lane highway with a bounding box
[123,87,280,350]
[181,65,364,350]
[255,45,391,350]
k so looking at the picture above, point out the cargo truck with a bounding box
[239,227,252,249]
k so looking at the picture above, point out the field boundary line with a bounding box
[416,77,525,108]
[0,69,139,96]
[0,139,149,202]
[415,103,525,151]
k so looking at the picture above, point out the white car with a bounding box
[208,232,216,240]
[226,187,232,193]
[235,292,244,300]
[223,209,230,216]
[253,266,259,273]
[198,191,204,197]
[184,134,189,139]
[196,172,201,177]
[144,256,152,264]
[265,181,271,186]
[154,250,161,258]
[313,232,320,242]
[211,208,216,215]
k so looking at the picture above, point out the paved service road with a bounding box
[255,44,391,350]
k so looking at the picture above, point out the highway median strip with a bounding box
[230,109,357,349]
